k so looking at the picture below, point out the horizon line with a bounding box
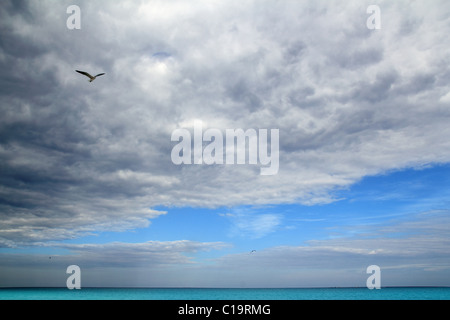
[2,286,449,289]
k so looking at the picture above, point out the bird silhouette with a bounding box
[76,70,106,82]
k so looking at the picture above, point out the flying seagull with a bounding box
[76,70,106,82]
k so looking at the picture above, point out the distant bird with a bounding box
[76,70,105,82]
[249,250,256,254]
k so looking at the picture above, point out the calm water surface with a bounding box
[0,287,449,300]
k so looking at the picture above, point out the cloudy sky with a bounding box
[1,0,450,288]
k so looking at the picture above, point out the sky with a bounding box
[0,0,450,288]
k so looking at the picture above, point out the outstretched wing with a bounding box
[95,73,106,78]
[76,70,95,79]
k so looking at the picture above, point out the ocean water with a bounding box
[0,287,449,300]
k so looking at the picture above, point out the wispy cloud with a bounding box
[220,208,282,239]
[2,209,447,287]
[210,210,450,287]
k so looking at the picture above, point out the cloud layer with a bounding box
[1,210,448,287]
[1,0,450,250]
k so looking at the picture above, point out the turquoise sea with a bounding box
[0,287,449,300]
